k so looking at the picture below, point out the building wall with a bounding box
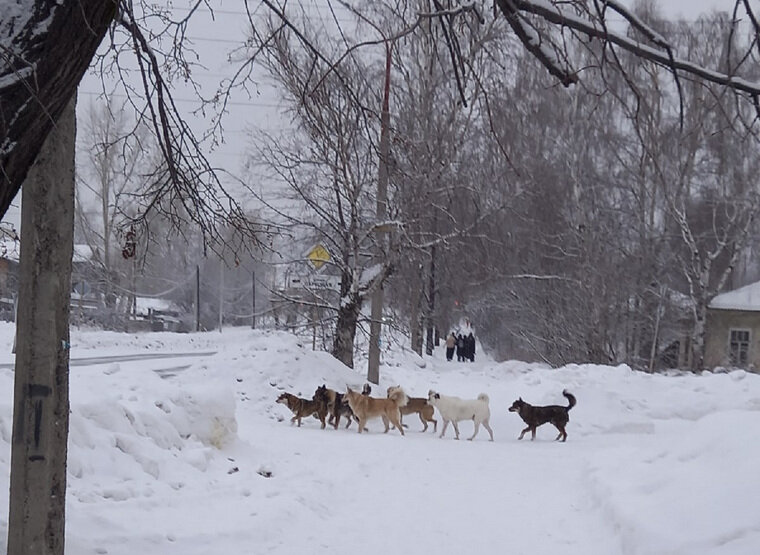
[704,308,760,371]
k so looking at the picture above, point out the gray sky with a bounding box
[0,0,752,233]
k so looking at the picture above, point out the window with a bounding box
[729,329,750,366]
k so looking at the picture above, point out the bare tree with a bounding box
[75,99,152,305]
[250,28,393,369]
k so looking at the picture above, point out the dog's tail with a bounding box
[563,390,577,410]
[387,386,409,408]
[477,393,490,404]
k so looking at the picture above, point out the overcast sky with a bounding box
[0,0,752,233]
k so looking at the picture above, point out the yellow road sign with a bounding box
[307,244,330,270]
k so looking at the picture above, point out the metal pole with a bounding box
[12,294,17,354]
[195,265,200,332]
[218,258,223,333]
[251,270,256,329]
[367,43,393,385]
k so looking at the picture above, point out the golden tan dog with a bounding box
[344,385,407,435]
[387,387,437,432]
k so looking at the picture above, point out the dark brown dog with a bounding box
[323,387,357,430]
[508,390,576,441]
[387,387,437,432]
[275,389,328,429]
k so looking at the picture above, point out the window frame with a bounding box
[728,328,751,366]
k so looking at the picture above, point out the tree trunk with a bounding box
[0,1,116,219]
[332,293,361,369]
[8,97,76,555]
[409,262,423,356]
[425,244,437,356]
[691,299,707,372]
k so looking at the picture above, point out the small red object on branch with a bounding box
[122,227,136,259]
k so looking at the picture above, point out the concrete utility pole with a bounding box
[8,97,76,555]
[367,43,393,385]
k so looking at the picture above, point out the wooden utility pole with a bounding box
[367,43,393,385]
[8,97,76,555]
[251,271,256,329]
[195,265,201,331]
[218,258,224,333]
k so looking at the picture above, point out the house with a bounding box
[704,281,760,371]
[1,239,103,321]
[0,238,20,321]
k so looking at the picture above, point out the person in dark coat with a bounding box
[466,332,476,362]
[456,333,465,362]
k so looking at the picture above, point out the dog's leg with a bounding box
[452,421,461,440]
[555,424,567,441]
[327,408,336,426]
[440,420,449,438]
[382,415,390,433]
[483,419,495,442]
[391,412,405,436]
[468,421,480,441]
[432,418,438,433]
[418,413,427,432]
[530,427,536,440]
[357,417,366,434]
[518,426,530,440]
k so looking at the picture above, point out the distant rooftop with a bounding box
[1,240,93,264]
[709,281,760,312]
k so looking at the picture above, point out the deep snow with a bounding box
[1,321,759,554]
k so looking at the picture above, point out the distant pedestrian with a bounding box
[466,332,476,362]
[445,332,456,361]
[456,333,465,362]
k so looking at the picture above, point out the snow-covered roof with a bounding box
[0,241,93,263]
[73,244,94,263]
[0,240,20,262]
[709,281,760,312]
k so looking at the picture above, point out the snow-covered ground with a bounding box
[1,321,759,554]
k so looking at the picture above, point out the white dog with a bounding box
[427,390,494,441]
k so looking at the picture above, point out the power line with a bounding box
[77,89,287,110]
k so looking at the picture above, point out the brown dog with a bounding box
[276,389,328,429]
[508,390,576,441]
[344,385,407,435]
[387,387,437,432]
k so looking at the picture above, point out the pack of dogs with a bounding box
[277,384,578,442]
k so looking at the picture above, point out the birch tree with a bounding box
[250,29,393,369]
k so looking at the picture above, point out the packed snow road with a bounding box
[1,323,758,554]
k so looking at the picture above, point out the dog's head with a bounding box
[386,385,402,398]
[275,393,289,405]
[344,386,356,402]
[362,383,372,395]
[313,384,329,403]
[427,390,440,402]
[508,398,525,412]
